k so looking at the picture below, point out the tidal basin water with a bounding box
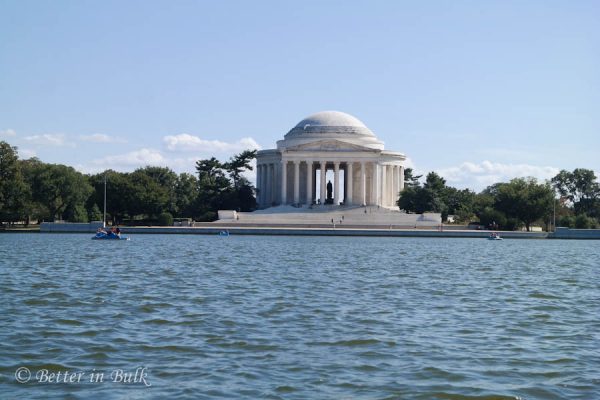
[1,233,599,399]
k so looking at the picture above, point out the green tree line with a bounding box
[3,139,599,230]
[0,141,257,226]
[398,168,600,231]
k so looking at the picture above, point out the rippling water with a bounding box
[1,233,599,399]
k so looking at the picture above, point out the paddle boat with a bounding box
[92,174,130,240]
[92,230,130,240]
[218,230,230,237]
[488,232,502,240]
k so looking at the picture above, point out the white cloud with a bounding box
[0,129,16,138]
[403,157,416,171]
[24,133,73,147]
[19,148,37,159]
[92,148,166,169]
[163,134,261,153]
[435,161,560,191]
[79,133,127,144]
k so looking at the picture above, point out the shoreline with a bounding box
[3,224,597,239]
[7,224,546,239]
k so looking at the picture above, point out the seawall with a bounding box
[40,222,549,239]
[550,227,600,240]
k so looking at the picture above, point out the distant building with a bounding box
[256,111,407,208]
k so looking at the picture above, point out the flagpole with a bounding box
[103,173,107,228]
[553,196,556,232]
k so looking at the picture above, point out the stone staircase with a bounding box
[218,205,441,227]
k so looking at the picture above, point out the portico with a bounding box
[256,111,407,209]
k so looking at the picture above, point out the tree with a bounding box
[398,186,434,214]
[88,171,135,224]
[194,150,257,219]
[223,150,257,188]
[445,187,476,222]
[0,142,29,224]
[29,163,92,221]
[0,141,19,210]
[174,173,199,218]
[403,168,422,188]
[551,169,600,218]
[129,170,169,218]
[136,166,178,214]
[495,178,554,231]
[398,172,473,221]
[18,158,48,224]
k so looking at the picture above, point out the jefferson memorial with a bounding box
[218,111,440,226]
[256,111,406,209]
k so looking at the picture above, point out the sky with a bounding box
[1,0,598,191]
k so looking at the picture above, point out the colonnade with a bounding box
[256,159,404,208]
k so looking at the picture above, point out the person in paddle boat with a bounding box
[105,226,118,238]
[94,227,108,239]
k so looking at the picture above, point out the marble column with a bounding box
[388,165,394,206]
[256,164,262,207]
[372,162,379,206]
[392,165,399,206]
[261,164,265,205]
[306,161,313,205]
[399,165,405,191]
[346,162,353,205]
[360,161,366,206]
[320,161,327,205]
[281,160,287,205]
[333,162,340,205]
[381,164,387,207]
[293,160,300,204]
[267,164,275,207]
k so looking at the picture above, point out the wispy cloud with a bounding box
[83,146,257,181]
[435,161,560,191]
[79,133,127,144]
[19,148,37,159]
[0,129,17,138]
[24,133,74,147]
[92,148,166,169]
[163,134,261,153]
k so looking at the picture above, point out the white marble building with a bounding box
[256,111,406,209]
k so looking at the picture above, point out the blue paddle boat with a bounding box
[92,174,130,240]
[92,231,130,240]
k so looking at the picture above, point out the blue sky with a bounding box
[1,0,598,191]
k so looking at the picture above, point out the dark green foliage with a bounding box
[575,214,596,229]
[398,170,556,230]
[0,142,29,224]
[398,171,475,222]
[195,150,257,216]
[551,169,600,222]
[478,207,507,230]
[26,162,92,221]
[88,203,103,222]
[157,212,174,226]
[403,168,422,189]
[1,140,258,225]
[493,178,554,231]
[558,215,575,228]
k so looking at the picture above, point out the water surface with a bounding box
[1,233,598,399]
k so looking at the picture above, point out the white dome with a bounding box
[285,111,375,138]
[278,110,384,150]
[294,111,368,129]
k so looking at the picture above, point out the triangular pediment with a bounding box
[286,140,374,152]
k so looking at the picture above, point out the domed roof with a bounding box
[285,111,375,138]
